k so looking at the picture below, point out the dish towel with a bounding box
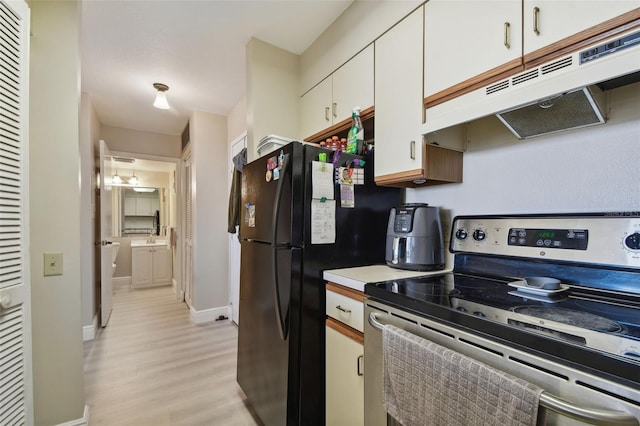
[383,324,545,426]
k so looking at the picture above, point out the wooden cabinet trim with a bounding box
[424,59,523,110]
[524,10,640,68]
[304,106,374,144]
[374,168,425,186]
[424,145,464,183]
[326,316,364,345]
[327,282,365,302]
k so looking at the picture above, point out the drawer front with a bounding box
[326,290,364,333]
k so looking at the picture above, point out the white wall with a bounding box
[246,38,300,161]
[29,1,86,424]
[406,83,640,266]
[228,95,247,143]
[101,124,182,158]
[190,110,229,313]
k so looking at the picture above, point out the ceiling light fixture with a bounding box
[153,82,170,109]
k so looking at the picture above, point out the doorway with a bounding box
[229,132,246,325]
[107,151,183,301]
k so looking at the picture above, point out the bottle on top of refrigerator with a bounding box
[346,107,364,154]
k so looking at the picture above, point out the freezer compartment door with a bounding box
[240,145,294,245]
[237,240,298,425]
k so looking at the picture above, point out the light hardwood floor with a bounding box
[83,284,262,426]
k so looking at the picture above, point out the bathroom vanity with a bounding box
[131,240,173,288]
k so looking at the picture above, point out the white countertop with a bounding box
[324,264,451,292]
[131,240,169,248]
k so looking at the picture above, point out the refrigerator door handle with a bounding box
[271,153,290,340]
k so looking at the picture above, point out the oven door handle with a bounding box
[367,312,640,426]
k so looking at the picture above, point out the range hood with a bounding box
[423,27,640,139]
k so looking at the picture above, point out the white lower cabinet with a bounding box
[132,245,172,288]
[326,283,364,426]
[326,325,364,426]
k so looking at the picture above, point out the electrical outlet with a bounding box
[44,252,63,276]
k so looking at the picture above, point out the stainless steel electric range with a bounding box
[364,213,640,426]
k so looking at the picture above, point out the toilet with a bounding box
[111,242,120,276]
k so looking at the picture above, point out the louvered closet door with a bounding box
[0,0,32,425]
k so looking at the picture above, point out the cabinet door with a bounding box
[152,247,173,284]
[424,0,521,99]
[375,7,425,179]
[136,197,153,216]
[300,77,333,139]
[332,44,374,125]
[124,197,136,216]
[326,326,364,426]
[131,248,153,287]
[523,0,640,55]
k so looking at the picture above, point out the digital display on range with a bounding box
[508,228,588,250]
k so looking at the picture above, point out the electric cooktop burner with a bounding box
[511,306,623,333]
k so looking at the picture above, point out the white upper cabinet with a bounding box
[523,1,640,56]
[375,7,425,180]
[301,45,374,139]
[424,0,522,100]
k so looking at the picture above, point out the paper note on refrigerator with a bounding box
[311,199,336,244]
[311,161,334,200]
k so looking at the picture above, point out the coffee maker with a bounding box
[385,203,445,271]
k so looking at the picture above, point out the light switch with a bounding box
[44,252,63,276]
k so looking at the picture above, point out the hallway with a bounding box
[83,285,261,425]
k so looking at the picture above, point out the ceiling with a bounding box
[81,0,353,137]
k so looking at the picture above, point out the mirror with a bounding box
[109,156,177,238]
[112,187,165,236]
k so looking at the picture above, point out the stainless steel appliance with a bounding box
[365,213,640,425]
[237,141,401,426]
[385,203,444,271]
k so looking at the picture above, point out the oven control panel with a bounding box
[450,214,640,268]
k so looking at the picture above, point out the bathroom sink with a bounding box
[131,240,168,248]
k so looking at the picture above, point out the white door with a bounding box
[183,153,193,308]
[229,133,246,325]
[0,0,33,423]
[99,140,114,326]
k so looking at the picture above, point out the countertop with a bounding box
[130,240,169,248]
[323,264,451,292]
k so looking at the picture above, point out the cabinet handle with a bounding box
[410,140,416,160]
[504,22,511,49]
[357,355,364,376]
[336,305,351,314]
[332,102,337,119]
[533,7,540,35]
[324,106,330,122]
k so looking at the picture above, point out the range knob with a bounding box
[624,232,640,251]
[473,229,486,241]
[455,229,468,240]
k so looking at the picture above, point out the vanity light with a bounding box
[129,171,139,186]
[112,170,123,184]
[153,83,170,109]
[133,187,156,193]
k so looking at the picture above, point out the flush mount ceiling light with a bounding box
[153,82,170,109]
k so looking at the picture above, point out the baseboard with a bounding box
[82,315,98,341]
[113,276,131,289]
[56,405,89,426]
[190,305,231,324]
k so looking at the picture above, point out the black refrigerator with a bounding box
[236,141,401,426]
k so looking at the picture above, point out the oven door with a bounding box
[364,300,640,426]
